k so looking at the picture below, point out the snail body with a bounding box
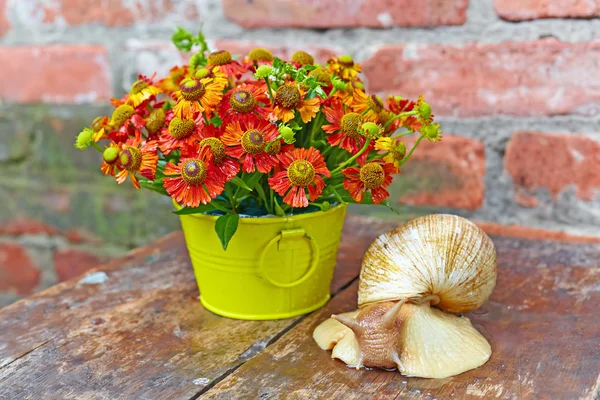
[313,214,497,379]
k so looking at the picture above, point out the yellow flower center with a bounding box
[338,55,354,67]
[111,104,134,128]
[181,159,207,186]
[208,50,232,66]
[291,51,314,66]
[130,80,149,95]
[200,137,226,164]
[287,160,315,187]
[248,48,274,62]
[230,89,256,113]
[340,113,362,139]
[119,146,142,172]
[275,84,301,109]
[180,79,206,101]
[168,117,195,140]
[360,163,385,189]
[309,67,331,85]
[367,95,383,113]
[266,140,281,156]
[145,109,166,134]
[241,129,265,154]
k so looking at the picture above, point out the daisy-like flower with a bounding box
[221,118,279,173]
[386,96,421,132]
[375,137,406,172]
[322,99,373,164]
[327,56,362,81]
[163,151,225,208]
[207,50,247,78]
[158,65,191,95]
[144,108,167,140]
[268,147,331,208]
[159,115,199,155]
[218,82,271,125]
[127,75,161,107]
[107,104,145,143]
[191,124,240,182]
[271,83,320,123]
[342,160,395,204]
[100,142,121,176]
[352,89,384,121]
[115,139,159,189]
[290,50,314,66]
[172,72,228,119]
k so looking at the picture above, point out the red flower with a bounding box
[107,104,146,143]
[322,99,373,164]
[218,82,271,125]
[115,139,159,189]
[342,160,395,204]
[221,118,279,173]
[163,152,225,208]
[386,96,422,132]
[158,113,200,155]
[207,50,248,78]
[268,147,331,208]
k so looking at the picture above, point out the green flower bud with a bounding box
[103,147,120,164]
[254,65,273,79]
[418,101,432,120]
[361,122,381,139]
[74,128,94,149]
[331,77,347,91]
[421,123,442,142]
[338,55,354,66]
[321,201,330,211]
[279,125,296,144]
[194,68,210,79]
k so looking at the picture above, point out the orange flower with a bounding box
[222,118,280,173]
[158,114,200,155]
[375,137,406,172]
[91,116,110,141]
[158,65,191,95]
[100,142,121,177]
[127,75,161,107]
[322,99,372,164]
[327,56,362,81]
[207,50,248,78]
[386,96,421,132]
[352,89,384,121]
[271,83,320,123]
[342,160,395,204]
[107,104,146,143]
[188,124,240,182]
[115,139,159,189]
[218,82,271,125]
[163,152,225,208]
[172,71,227,119]
[268,147,331,208]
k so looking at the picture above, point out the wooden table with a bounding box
[1,216,599,399]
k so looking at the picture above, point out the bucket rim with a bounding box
[173,201,347,225]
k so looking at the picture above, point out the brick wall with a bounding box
[1,0,600,306]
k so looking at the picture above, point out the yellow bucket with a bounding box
[178,204,347,320]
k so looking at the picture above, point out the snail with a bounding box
[313,214,497,379]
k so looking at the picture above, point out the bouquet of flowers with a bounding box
[75,29,441,249]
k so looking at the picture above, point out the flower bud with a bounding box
[254,65,273,79]
[361,122,381,139]
[279,125,296,144]
[74,128,94,149]
[331,77,347,91]
[194,68,210,79]
[320,201,330,211]
[339,55,354,66]
[418,101,432,120]
[103,147,120,164]
[422,123,442,142]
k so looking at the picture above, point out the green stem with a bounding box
[264,78,275,104]
[309,112,324,145]
[330,187,347,204]
[331,138,371,175]
[91,142,103,153]
[400,135,424,166]
[383,110,418,130]
[328,87,338,97]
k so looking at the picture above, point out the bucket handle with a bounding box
[258,229,320,288]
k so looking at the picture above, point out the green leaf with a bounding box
[173,203,216,215]
[139,179,168,196]
[171,27,195,52]
[208,115,223,127]
[215,213,240,250]
[273,198,285,216]
[230,176,252,191]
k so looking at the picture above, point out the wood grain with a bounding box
[202,235,600,400]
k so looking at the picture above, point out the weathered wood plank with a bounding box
[0,216,387,400]
[202,236,600,399]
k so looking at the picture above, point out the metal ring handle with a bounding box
[258,233,320,288]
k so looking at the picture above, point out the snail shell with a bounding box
[313,214,497,379]
[359,214,496,313]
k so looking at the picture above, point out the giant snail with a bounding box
[313,214,497,379]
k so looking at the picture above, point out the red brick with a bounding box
[0,45,111,104]
[362,39,600,117]
[504,131,600,202]
[65,229,103,245]
[0,217,60,236]
[0,0,9,36]
[53,248,105,281]
[21,0,199,27]
[476,221,600,244]
[214,40,341,64]
[397,135,486,210]
[0,242,41,295]
[494,0,600,21]
[223,0,468,28]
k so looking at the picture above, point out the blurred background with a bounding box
[1,0,600,307]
